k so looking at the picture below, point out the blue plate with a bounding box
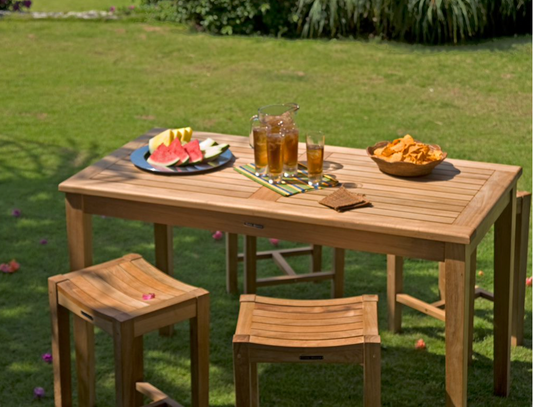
[130,145,234,175]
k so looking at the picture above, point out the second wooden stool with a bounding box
[233,294,381,406]
[48,254,210,407]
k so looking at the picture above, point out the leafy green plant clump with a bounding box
[139,0,531,43]
[0,0,32,12]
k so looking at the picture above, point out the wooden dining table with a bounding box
[59,128,521,407]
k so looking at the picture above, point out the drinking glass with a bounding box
[282,124,299,177]
[250,117,269,176]
[267,132,284,184]
[305,132,325,187]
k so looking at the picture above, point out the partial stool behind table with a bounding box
[48,254,210,407]
[233,294,381,406]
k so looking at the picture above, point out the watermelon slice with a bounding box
[167,138,190,166]
[183,139,203,164]
[147,143,180,167]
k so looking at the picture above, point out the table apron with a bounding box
[82,195,445,262]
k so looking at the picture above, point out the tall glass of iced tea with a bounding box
[281,124,299,177]
[306,132,325,188]
[250,117,269,176]
[267,132,284,184]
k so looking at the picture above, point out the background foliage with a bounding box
[138,0,532,43]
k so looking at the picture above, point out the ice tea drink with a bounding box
[252,126,268,176]
[267,133,284,184]
[282,126,299,176]
[306,133,325,187]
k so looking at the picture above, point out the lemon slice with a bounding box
[148,129,175,154]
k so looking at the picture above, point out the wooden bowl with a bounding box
[366,141,447,177]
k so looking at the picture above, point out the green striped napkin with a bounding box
[234,163,339,197]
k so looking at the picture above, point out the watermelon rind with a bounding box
[199,138,217,151]
[147,154,180,167]
[203,146,223,162]
[216,143,230,153]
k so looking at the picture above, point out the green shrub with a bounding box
[139,0,532,43]
[139,0,297,36]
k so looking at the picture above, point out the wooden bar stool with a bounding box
[388,191,531,346]
[226,233,346,297]
[233,294,381,406]
[48,254,210,407]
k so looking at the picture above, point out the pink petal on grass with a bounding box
[415,339,426,350]
[41,353,53,363]
[526,277,532,287]
[0,263,10,273]
[40,239,48,245]
[129,4,135,9]
[269,238,279,246]
[33,387,45,399]
[212,231,223,240]
[9,260,20,272]
[12,209,21,217]
[142,293,156,300]
[109,6,116,12]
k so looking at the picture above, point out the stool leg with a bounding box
[49,277,72,407]
[387,255,403,333]
[154,223,174,337]
[113,321,144,407]
[244,236,257,294]
[74,315,95,407]
[190,292,210,407]
[233,342,252,407]
[332,248,345,298]
[250,362,259,407]
[226,233,239,294]
[363,343,381,407]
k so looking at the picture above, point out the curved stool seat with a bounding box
[48,254,210,407]
[233,294,381,406]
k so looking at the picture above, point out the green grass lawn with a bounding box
[30,0,136,12]
[0,15,531,407]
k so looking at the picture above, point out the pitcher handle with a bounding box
[249,115,259,148]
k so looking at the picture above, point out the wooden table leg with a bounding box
[154,223,174,336]
[311,245,322,273]
[190,293,210,407]
[494,189,516,396]
[512,192,531,347]
[244,236,257,294]
[226,233,239,294]
[444,243,474,407]
[387,255,403,333]
[332,248,345,298]
[65,193,93,270]
[74,315,95,407]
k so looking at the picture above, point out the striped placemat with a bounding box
[234,163,339,197]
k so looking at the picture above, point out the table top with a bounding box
[59,129,521,245]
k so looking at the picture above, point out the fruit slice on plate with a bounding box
[199,138,217,151]
[172,127,193,143]
[203,145,224,162]
[148,129,175,154]
[167,138,190,166]
[184,139,203,164]
[147,143,180,167]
